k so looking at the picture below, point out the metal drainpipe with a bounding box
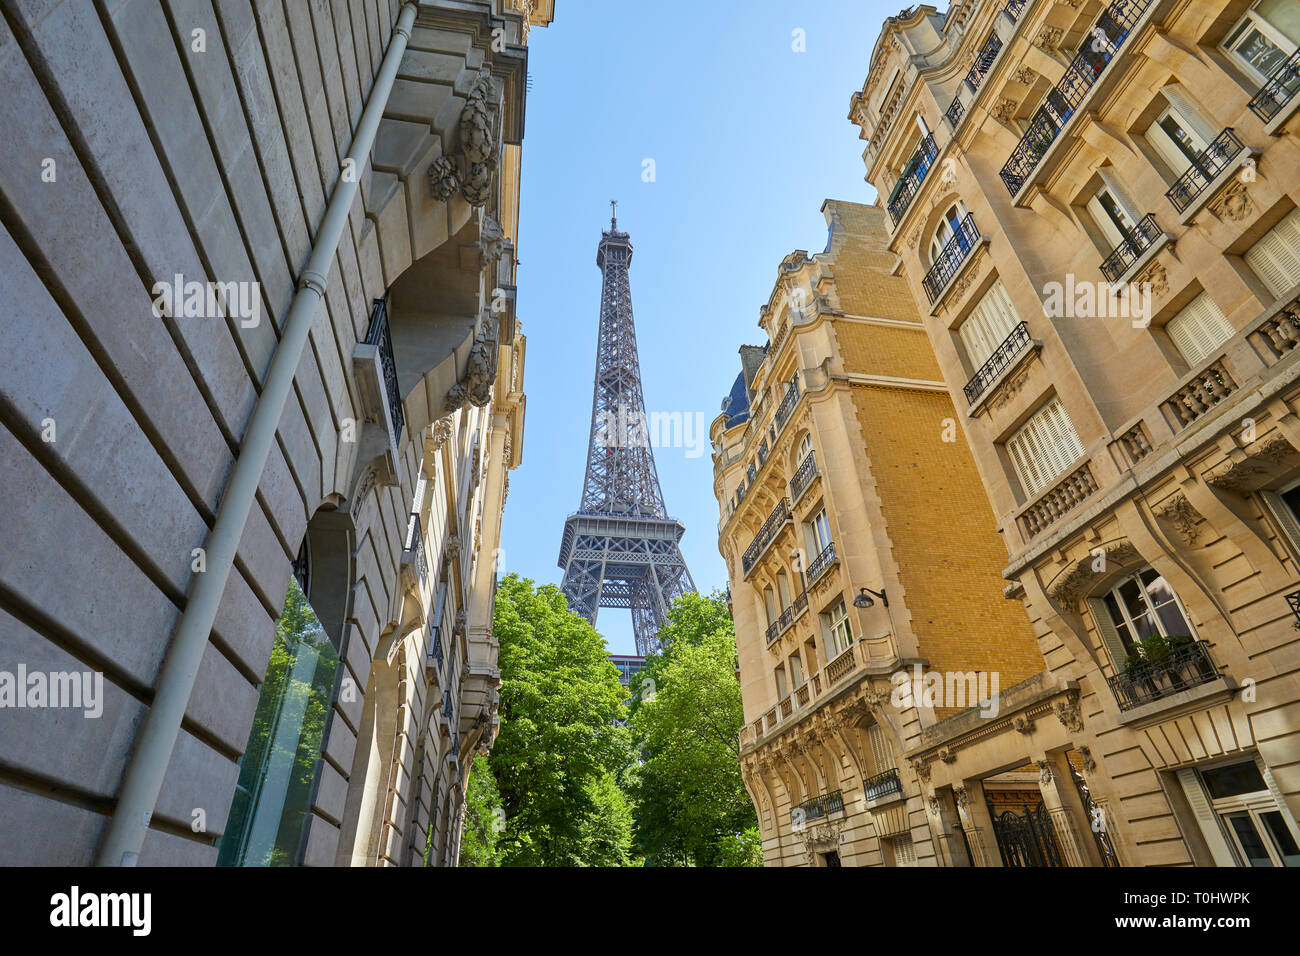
[96,1,419,867]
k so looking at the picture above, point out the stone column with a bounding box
[1036,750,1102,867]
[954,779,1001,867]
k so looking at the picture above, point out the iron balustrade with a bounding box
[964,321,1031,405]
[1288,589,1300,624]
[777,602,795,632]
[402,512,428,586]
[1099,213,1162,282]
[807,541,837,583]
[863,767,903,803]
[945,94,965,129]
[765,619,781,645]
[887,134,939,226]
[774,375,801,430]
[430,627,444,670]
[1004,0,1027,20]
[1106,639,1220,710]
[1165,128,1247,213]
[365,298,404,443]
[442,690,454,719]
[790,449,818,501]
[742,498,792,575]
[965,32,1004,93]
[796,790,845,823]
[791,592,808,618]
[1000,0,1153,195]
[922,213,981,304]
[1249,48,1300,123]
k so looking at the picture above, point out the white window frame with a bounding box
[822,599,853,659]
[958,278,1022,372]
[1244,207,1300,299]
[1164,292,1234,369]
[1145,101,1211,178]
[1004,397,1086,497]
[1221,3,1299,85]
[1095,565,1196,657]
[928,201,970,265]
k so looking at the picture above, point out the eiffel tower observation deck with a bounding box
[558,205,696,655]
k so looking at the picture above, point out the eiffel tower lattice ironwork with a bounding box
[558,205,696,656]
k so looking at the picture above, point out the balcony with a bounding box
[796,790,845,824]
[964,31,1003,93]
[774,374,801,430]
[862,767,904,805]
[886,134,938,227]
[1107,639,1221,711]
[742,497,792,576]
[806,541,838,584]
[364,297,404,443]
[825,642,857,684]
[1163,360,1237,431]
[765,591,809,647]
[790,449,819,503]
[400,512,428,589]
[999,0,1154,197]
[1099,213,1162,283]
[1248,49,1300,125]
[922,213,981,304]
[764,619,781,645]
[442,689,454,720]
[964,321,1032,406]
[1004,0,1026,19]
[1165,128,1247,215]
[1020,462,1099,539]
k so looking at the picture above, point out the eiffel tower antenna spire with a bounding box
[557,215,695,655]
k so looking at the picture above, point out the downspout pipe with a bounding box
[96,1,419,866]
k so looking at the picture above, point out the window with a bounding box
[1195,759,1300,867]
[805,508,832,558]
[929,201,971,264]
[1144,94,1213,177]
[868,723,896,773]
[1245,207,1300,299]
[1165,292,1234,368]
[797,432,813,463]
[776,570,792,608]
[1091,566,1194,662]
[822,850,843,867]
[790,651,805,688]
[1086,183,1138,250]
[1261,479,1300,558]
[888,833,917,866]
[1005,398,1086,496]
[775,665,788,701]
[958,278,1022,371]
[763,586,778,626]
[822,599,853,658]
[1222,0,1300,85]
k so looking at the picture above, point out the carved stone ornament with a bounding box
[349,466,376,515]
[1209,180,1254,224]
[430,416,454,449]
[1036,26,1064,52]
[800,821,844,863]
[453,607,467,638]
[459,75,497,165]
[908,758,932,785]
[1015,67,1037,84]
[1048,541,1141,610]
[1154,493,1201,545]
[1136,260,1168,297]
[1013,714,1036,734]
[992,97,1018,123]
[427,155,460,202]
[937,746,957,764]
[987,363,1031,411]
[426,72,500,208]
[443,535,461,569]
[953,785,970,812]
[478,213,505,268]
[1036,759,1053,786]
[445,312,499,413]
[1054,695,1084,734]
[1205,435,1296,492]
[928,793,940,816]
[1078,745,1097,774]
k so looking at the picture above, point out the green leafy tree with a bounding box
[459,755,505,867]
[628,591,761,866]
[489,574,637,866]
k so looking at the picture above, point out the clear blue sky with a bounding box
[504,1,896,654]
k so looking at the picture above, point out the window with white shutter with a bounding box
[1005,398,1086,496]
[958,279,1021,371]
[889,834,917,866]
[1165,293,1234,368]
[868,723,896,773]
[1245,208,1300,299]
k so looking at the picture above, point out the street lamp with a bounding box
[853,587,888,609]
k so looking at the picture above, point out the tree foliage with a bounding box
[459,755,504,867]
[488,574,637,866]
[628,591,762,866]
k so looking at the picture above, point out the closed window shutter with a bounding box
[1006,398,1085,495]
[1175,768,1239,866]
[959,279,1021,369]
[1245,208,1300,299]
[1087,597,1132,674]
[1166,293,1234,368]
[1160,86,1218,145]
[1260,490,1300,558]
[891,834,916,865]
[868,722,896,773]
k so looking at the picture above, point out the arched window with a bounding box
[1088,565,1194,668]
[928,201,971,265]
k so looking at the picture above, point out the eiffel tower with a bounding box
[557,204,696,656]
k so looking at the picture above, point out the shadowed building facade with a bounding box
[0,0,552,866]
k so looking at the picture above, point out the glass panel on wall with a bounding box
[217,573,340,866]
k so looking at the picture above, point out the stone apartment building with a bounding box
[845,0,1300,866]
[712,199,1048,866]
[0,0,552,866]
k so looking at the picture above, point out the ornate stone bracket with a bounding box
[1054,694,1084,734]
[426,72,502,208]
[1154,492,1202,546]
[444,311,499,413]
[1047,541,1140,611]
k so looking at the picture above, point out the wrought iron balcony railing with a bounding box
[1165,128,1247,214]
[1000,0,1153,196]
[1106,639,1221,711]
[365,298,404,443]
[887,134,938,226]
[1099,213,1162,282]
[922,213,981,304]
[765,619,781,645]
[965,32,1003,92]
[1249,48,1300,123]
[945,94,965,129]
[430,627,444,670]
[790,449,818,502]
[442,689,454,719]
[743,497,792,575]
[774,374,801,430]
[401,512,428,587]
[1004,0,1027,21]
[796,790,845,823]
[1288,589,1300,624]
[806,541,837,583]
[863,767,903,803]
[964,321,1031,405]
